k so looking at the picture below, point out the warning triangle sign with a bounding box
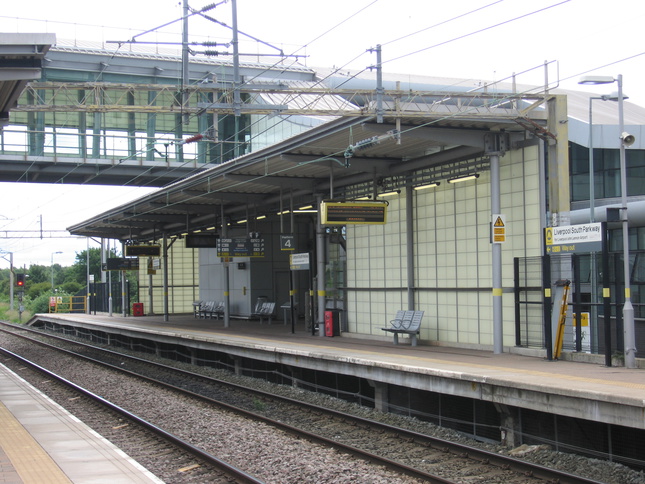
[494,216,505,227]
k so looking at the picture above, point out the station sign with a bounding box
[290,252,310,270]
[544,223,602,254]
[281,235,295,251]
[217,237,265,258]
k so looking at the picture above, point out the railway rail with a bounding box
[0,322,612,483]
[0,346,263,483]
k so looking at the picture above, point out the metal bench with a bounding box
[210,301,225,319]
[196,301,224,319]
[196,301,213,318]
[192,300,202,318]
[258,302,276,324]
[381,310,424,346]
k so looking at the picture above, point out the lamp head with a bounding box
[600,91,628,102]
[579,75,616,85]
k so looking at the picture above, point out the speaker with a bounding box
[621,132,635,147]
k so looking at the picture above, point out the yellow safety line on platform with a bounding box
[0,402,72,483]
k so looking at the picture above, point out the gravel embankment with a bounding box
[2,331,645,484]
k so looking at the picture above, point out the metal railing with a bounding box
[48,296,87,314]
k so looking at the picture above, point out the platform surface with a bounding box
[0,362,163,484]
[34,312,645,407]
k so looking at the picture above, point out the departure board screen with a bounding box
[321,201,387,225]
[125,245,161,257]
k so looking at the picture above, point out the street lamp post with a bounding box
[579,74,637,368]
[51,251,62,291]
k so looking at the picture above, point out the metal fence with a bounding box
[87,282,131,315]
[514,252,645,361]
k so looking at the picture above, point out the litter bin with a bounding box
[132,303,144,316]
[324,309,341,337]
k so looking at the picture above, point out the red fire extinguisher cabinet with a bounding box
[132,303,144,316]
[324,310,341,337]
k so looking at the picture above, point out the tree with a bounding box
[28,281,52,300]
[28,265,48,285]
[69,248,114,286]
[0,269,10,299]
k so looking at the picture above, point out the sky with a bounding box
[1,0,644,268]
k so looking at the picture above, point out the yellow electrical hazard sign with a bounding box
[572,312,589,326]
[492,214,506,243]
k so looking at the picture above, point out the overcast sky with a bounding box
[1,0,644,268]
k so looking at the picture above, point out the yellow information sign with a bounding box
[492,214,506,243]
[572,312,589,327]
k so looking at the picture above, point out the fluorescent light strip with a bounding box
[447,174,479,184]
[413,182,440,191]
[378,190,400,198]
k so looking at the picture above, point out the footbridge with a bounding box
[0,35,555,188]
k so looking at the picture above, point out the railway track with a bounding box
[0,346,263,483]
[0,322,608,484]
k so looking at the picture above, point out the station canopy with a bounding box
[67,96,549,242]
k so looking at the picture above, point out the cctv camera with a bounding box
[621,132,635,147]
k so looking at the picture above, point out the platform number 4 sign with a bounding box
[281,235,295,251]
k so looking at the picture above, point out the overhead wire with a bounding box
[0,0,576,195]
[6,0,641,243]
[99,77,557,229]
[76,49,645,232]
[0,0,544,234]
[191,0,575,169]
[384,0,572,67]
[558,51,645,84]
[0,2,397,256]
[75,1,384,188]
[6,0,405,193]
[381,0,505,47]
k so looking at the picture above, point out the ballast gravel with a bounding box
[2,330,644,484]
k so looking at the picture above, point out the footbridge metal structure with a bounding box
[0,39,560,190]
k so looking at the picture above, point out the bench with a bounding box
[255,302,276,324]
[195,301,225,319]
[381,310,424,346]
[209,301,225,319]
[193,300,202,318]
[196,301,213,318]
